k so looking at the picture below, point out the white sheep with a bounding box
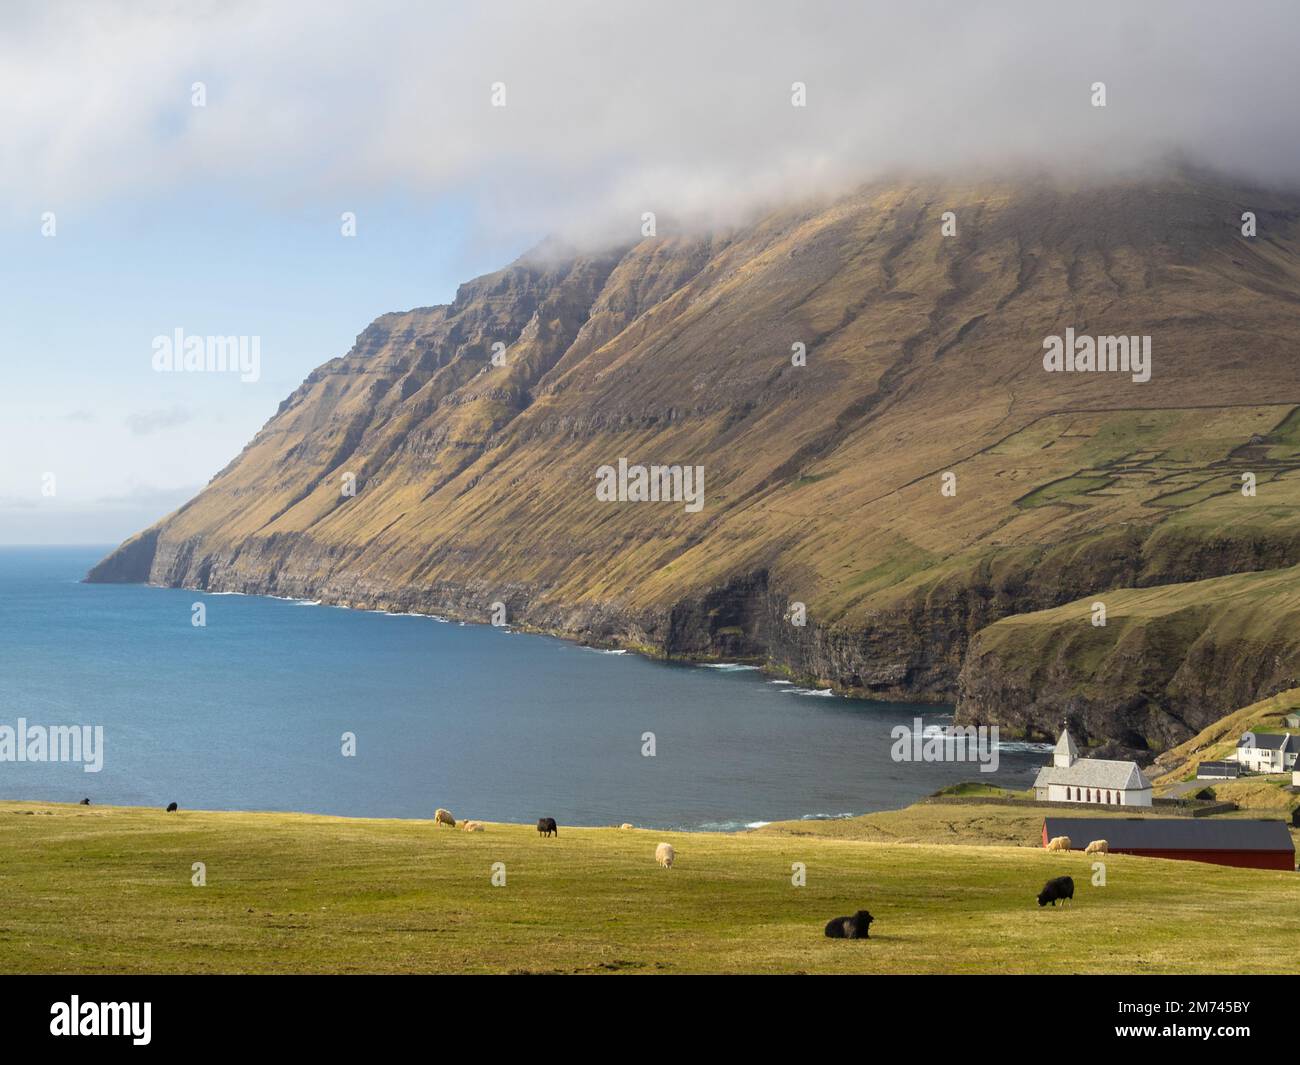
[655,842,675,868]
[1045,835,1071,852]
[434,808,455,827]
[1084,839,1108,855]
[619,823,634,830]
[461,820,484,832]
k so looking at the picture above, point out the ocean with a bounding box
[0,546,1044,829]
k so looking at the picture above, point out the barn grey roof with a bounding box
[1043,817,1295,853]
[1034,758,1152,791]
[1238,733,1293,751]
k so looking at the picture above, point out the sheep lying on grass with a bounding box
[655,843,675,868]
[1045,835,1071,852]
[460,820,484,832]
[619,823,634,830]
[824,910,873,939]
[434,808,455,827]
[1084,839,1108,854]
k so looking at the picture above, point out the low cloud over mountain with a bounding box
[3,1,1297,239]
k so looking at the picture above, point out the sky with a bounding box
[2,0,1298,544]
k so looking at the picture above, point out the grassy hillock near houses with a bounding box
[2,800,1298,975]
[1151,687,1300,786]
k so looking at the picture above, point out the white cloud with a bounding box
[2,0,1297,240]
[124,405,192,436]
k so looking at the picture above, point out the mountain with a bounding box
[89,171,1300,752]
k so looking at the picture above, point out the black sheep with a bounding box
[79,798,90,806]
[1037,875,1074,907]
[537,817,557,837]
[824,910,874,939]
[166,802,178,813]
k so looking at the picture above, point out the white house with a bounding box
[1234,732,1297,774]
[1033,729,1153,807]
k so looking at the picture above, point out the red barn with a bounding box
[1042,817,1296,871]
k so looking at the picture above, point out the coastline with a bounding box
[85,572,870,698]
[0,549,1035,830]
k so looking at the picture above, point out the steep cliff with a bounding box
[957,566,1300,749]
[89,172,1300,750]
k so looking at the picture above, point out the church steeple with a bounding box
[1053,728,1078,768]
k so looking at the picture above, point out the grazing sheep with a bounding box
[79,798,90,806]
[619,823,634,830]
[460,820,484,832]
[1084,839,1108,855]
[1037,875,1075,907]
[823,910,874,939]
[166,802,178,812]
[1045,835,1071,852]
[434,808,455,827]
[537,817,558,837]
[655,842,675,868]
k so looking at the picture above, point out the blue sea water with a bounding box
[0,546,1044,829]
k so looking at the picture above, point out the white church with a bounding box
[1032,729,1153,807]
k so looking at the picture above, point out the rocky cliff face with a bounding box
[89,172,1300,751]
[956,565,1300,749]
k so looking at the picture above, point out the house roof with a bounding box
[1238,733,1293,752]
[1034,758,1151,791]
[1196,761,1239,774]
[1054,729,1079,760]
[1043,817,1295,853]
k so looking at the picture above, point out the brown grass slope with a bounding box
[89,171,1300,748]
[1150,686,1300,783]
[958,567,1300,747]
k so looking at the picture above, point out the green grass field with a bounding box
[3,801,1298,974]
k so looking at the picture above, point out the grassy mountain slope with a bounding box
[959,567,1300,747]
[89,171,1300,749]
[1149,687,1300,783]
